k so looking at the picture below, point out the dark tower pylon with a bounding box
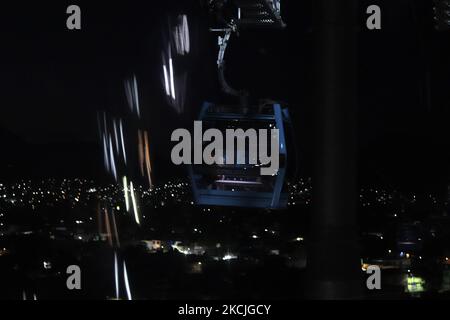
[307,0,363,299]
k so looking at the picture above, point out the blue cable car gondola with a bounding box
[189,101,291,209]
[190,0,291,209]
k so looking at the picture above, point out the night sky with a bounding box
[0,0,449,192]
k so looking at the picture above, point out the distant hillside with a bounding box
[0,127,28,179]
[0,128,104,181]
[359,131,450,194]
